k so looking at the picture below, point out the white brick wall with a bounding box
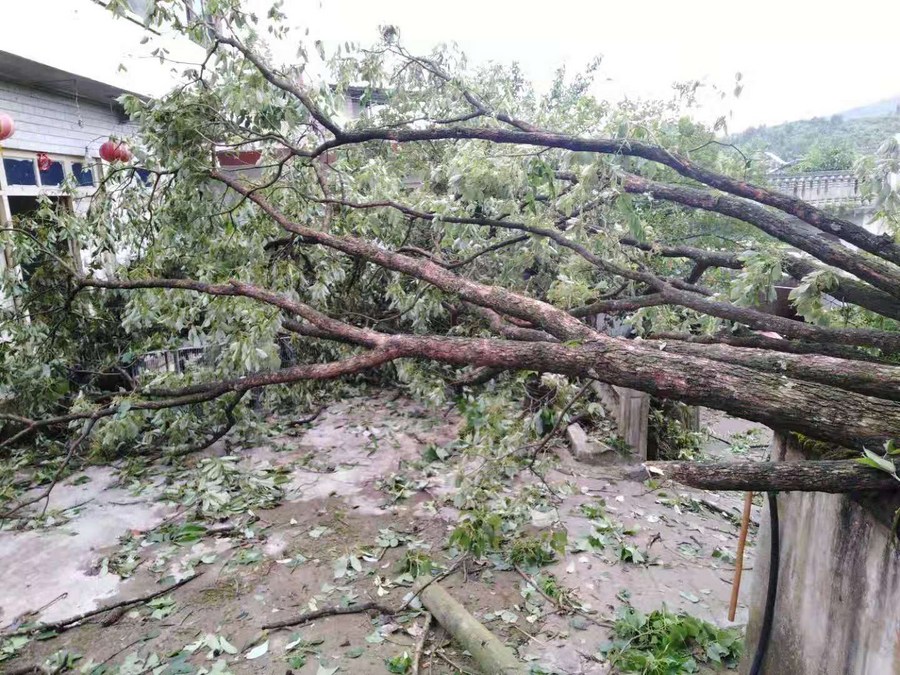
[0,80,137,157]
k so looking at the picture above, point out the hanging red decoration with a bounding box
[99,139,130,163]
[115,144,132,162]
[99,140,119,162]
[37,153,52,172]
[0,113,14,141]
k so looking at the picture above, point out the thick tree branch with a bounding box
[292,193,900,349]
[649,331,887,363]
[654,339,900,401]
[299,124,900,266]
[621,237,900,321]
[621,174,900,300]
[647,460,900,493]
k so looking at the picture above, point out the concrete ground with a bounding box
[0,394,770,674]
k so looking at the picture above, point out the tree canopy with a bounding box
[2,0,900,497]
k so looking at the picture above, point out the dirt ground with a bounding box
[0,392,771,674]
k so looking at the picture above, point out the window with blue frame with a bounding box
[3,158,37,186]
[71,163,95,187]
[39,161,65,186]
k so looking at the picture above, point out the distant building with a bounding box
[769,169,887,236]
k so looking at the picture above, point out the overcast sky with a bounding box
[5,0,899,132]
[276,0,900,130]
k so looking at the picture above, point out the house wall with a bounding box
[741,432,900,675]
[0,79,136,158]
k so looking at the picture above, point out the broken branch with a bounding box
[647,460,900,493]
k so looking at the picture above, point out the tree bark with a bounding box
[655,340,900,400]
[646,460,900,493]
[413,577,527,674]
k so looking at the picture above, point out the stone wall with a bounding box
[769,170,862,207]
[741,432,900,674]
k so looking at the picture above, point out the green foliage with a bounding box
[789,141,857,173]
[164,456,288,517]
[376,474,417,502]
[147,595,177,619]
[386,651,413,674]
[579,501,607,520]
[509,531,567,568]
[284,635,324,669]
[729,250,784,307]
[734,113,900,160]
[533,572,582,610]
[856,440,900,481]
[601,605,743,674]
[574,503,645,564]
[648,408,705,461]
[0,636,29,663]
[43,650,82,673]
[450,510,503,557]
[398,550,434,578]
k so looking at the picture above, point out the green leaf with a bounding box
[857,449,898,478]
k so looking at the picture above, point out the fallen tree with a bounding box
[1,0,899,502]
[645,460,900,493]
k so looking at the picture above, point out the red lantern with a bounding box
[0,113,14,141]
[100,140,131,162]
[115,144,132,162]
[99,140,120,162]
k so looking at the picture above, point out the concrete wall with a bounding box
[741,432,900,675]
[590,381,650,459]
[768,170,891,236]
[769,171,862,207]
[0,79,135,157]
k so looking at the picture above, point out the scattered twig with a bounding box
[435,650,477,675]
[513,565,613,628]
[287,406,325,427]
[511,623,546,645]
[1,572,203,637]
[411,612,432,675]
[262,600,395,630]
[526,380,594,467]
[400,555,467,610]
[697,496,759,526]
[32,593,68,616]
[1,416,100,522]
[96,635,149,668]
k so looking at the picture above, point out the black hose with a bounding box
[749,491,780,675]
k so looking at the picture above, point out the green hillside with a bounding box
[733,113,900,170]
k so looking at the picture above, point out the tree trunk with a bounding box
[646,460,900,493]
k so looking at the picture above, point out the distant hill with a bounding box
[732,110,900,168]
[837,95,900,120]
